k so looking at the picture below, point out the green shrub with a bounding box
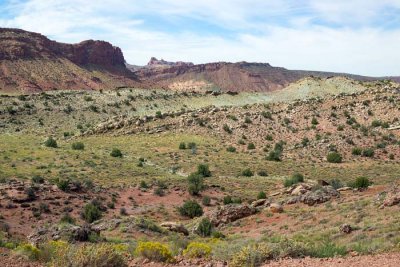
[140,180,149,189]
[82,203,102,223]
[326,152,342,163]
[187,173,204,196]
[362,148,374,157]
[223,196,233,205]
[197,164,211,177]
[135,242,173,262]
[266,150,282,161]
[179,142,186,149]
[188,142,197,149]
[31,175,44,184]
[352,147,362,155]
[57,179,70,192]
[311,117,319,125]
[178,200,203,218]
[197,218,213,237]
[308,241,347,258]
[44,137,58,148]
[247,143,256,150]
[284,173,304,187]
[183,242,211,259]
[15,244,41,260]
[241,168,254,177]
[230,243,273,267]
[329,179,344,189]
[110,148,122,158]
[71,142,85,150]
[265,134,273,141]
[226,146,236,152]
[257,170,268,177]
[223,124,232,134]
[202,196,211,206]
[155,111,163,118]
[60,213,75,224]
[257,191,267,200]
[348,176,371,189]
[371,120,382,127]
[49,243,127,267]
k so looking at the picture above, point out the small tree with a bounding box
[197,218,213,237]
[82,203,102,223]
[188,173,204,196]
[197,164,211,177]
[44,137,58,148]
[178,200,203,218]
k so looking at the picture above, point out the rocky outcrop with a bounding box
[207,204,257,227]
[28,224,100,246]
[160,222,189,236]
[381,186,400,207]
[0,28,125,67]
[0,28,138,92]
[287,186,340,206]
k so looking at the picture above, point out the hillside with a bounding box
[0,28,139,93]
[134,59,377,92]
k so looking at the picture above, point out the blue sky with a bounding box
[1,0,400,76]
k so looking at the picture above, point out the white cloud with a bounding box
[0,0,399,76]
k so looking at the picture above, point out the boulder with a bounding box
[382,186,400,207]
[160,222,189,236]
[269,203,283,213]
[287,186,340,206]
[208,204,257,227]
[339,224,353,234]
[250,199,270,208]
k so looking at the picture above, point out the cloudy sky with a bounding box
[0,0,400,76]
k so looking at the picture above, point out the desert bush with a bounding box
[348,176,371,189]
[226,146,236,152]
[257,191,267,200]
[247,143,256,150]
[32,175,44,184]
[57,179,70,192]
[155,111,163,118]
[257,170,268,177]
[110,148,122,158]
[362,148,374,157]
[241,168,254,177]
[284,173,304,187]
[139,180,149,189]
[197,164,211,177]
[308,241,347,258]
[71,142,85,150]
[202,196,211,206]
[371,120,382,127]
[135,241,173,262]
[265,134,273,141]
[311,117,319,125]
[154,187,165,196]
[49,243,127,267]
[60,213,75,224]
[326,152,342,163]
[352,147,362,155]
[266,150,281,161]
[44,137,58,148]
[230,243,273,267]
[82,203,102,223]
[223,124,232,134]
[15,244,41,260]
[223,195,233,205]
[329,179,344,189]
[188,142,196,149]
[183,242,211,259]
[188,173,204,196]
[178,200,203,218]
[197,218,213,237]
[179,142,186,149]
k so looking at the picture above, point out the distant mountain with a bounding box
[0,28,398,94]
[0,28,138,93]
[134,60,382,92]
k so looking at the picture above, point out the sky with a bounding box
[0,0,400,76]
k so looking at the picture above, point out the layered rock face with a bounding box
[0,28,125,67]
[0,28,137,92]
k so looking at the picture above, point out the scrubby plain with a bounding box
[1,77,400,266]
